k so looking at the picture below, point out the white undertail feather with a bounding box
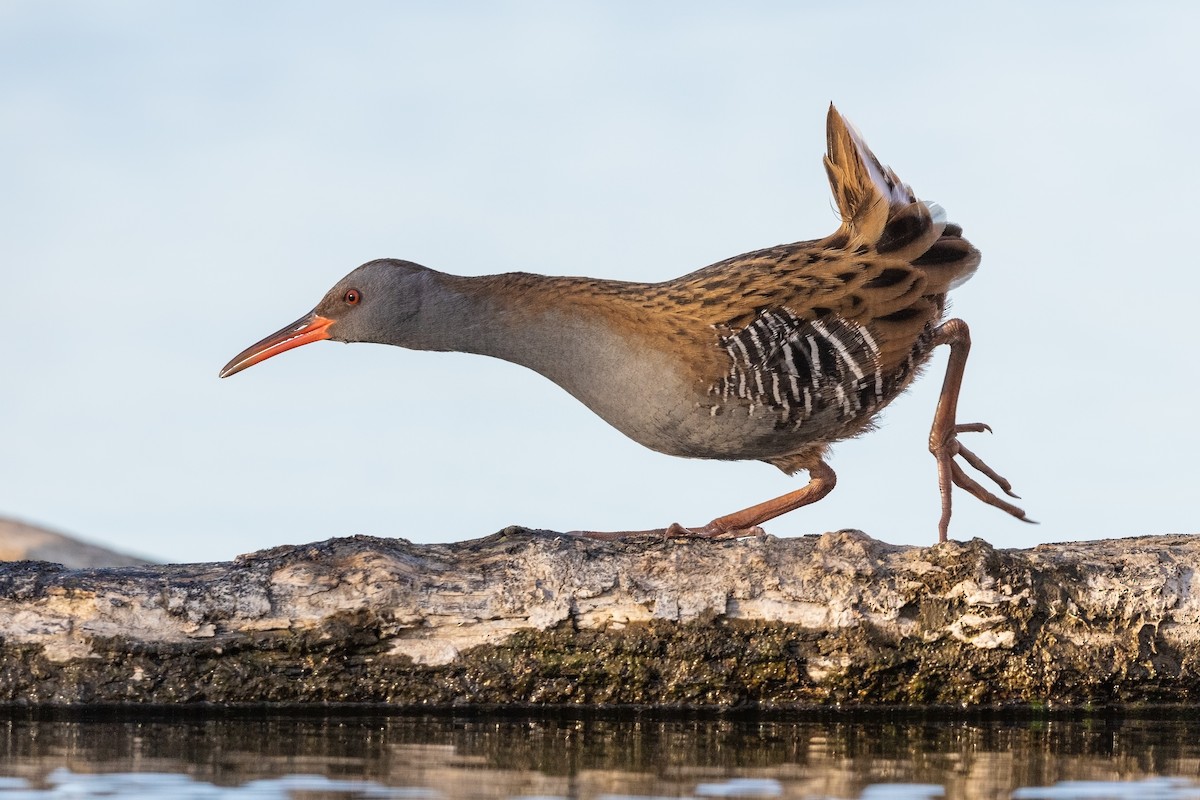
[925,201,947,228]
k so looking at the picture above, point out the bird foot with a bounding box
[665,522,766,540]
[931,421,1035,541]
[927,320,1035,542]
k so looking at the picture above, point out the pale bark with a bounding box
[1,528,1196,707]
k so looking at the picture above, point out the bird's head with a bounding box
[219,258,432,378]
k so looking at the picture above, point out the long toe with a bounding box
[949,461,1029,521]
[666,522,766,540]
[956,442,1020,498]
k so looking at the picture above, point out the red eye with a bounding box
[344,289,361,305]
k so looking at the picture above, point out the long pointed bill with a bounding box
[219,312,334,378]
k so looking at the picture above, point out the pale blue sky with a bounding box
[3,2,1197,563]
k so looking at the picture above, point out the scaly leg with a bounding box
[575,461,836,541]
[929,319,1031,542]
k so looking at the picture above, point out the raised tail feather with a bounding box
[824,104,979,293]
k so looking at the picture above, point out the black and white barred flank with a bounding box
[712,308,915,428]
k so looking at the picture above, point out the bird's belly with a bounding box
[579,378,860,463]
[522,314,900,464]
[658,401,864,461]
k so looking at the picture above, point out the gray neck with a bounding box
[397,270,707,459]
[402,272,611,387]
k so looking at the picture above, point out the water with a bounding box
[1,712,1198,799]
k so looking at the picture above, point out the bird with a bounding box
[220,104,1030,543]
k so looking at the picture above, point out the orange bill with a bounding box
[219,312,333,378]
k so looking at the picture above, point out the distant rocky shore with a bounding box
[1,527,1196,708]
[0,516,150,568]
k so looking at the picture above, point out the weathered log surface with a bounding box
[1,528,1197,708]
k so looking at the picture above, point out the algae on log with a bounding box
[0,528,1197,708]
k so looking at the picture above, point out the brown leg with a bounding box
[573,461,837,541]
[929,319,1032,542]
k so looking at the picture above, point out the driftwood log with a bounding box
[1,528,1197,707]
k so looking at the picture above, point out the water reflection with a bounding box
[0,712,1198,799]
